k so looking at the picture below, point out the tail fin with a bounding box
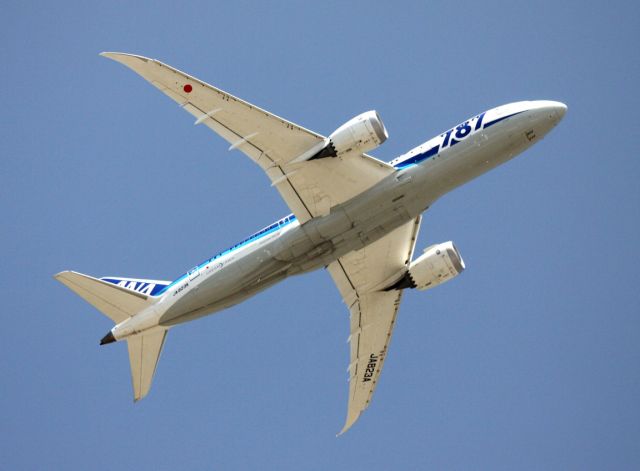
[55,270,170,401]
[127,328,168,401]
[54,271,157,323]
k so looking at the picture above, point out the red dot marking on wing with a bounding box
[183,84,193,93]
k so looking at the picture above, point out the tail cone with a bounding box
[100,331,116,345]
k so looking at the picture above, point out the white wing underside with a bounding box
[101,52,394,223]
[328,216,421,434]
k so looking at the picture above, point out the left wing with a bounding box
[101,52,393,222]
[327,216,421,434]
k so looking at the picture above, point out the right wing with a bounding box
[328,216,421,434]
[101,52,393,222]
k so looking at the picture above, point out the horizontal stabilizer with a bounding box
[127,328,168,401]
[54,271,155,324]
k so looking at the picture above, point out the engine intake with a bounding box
[387,241,465,291]
[309,110,388,160]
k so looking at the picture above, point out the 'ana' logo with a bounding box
[117,280,157,295]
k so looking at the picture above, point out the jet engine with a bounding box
[387,242,465,291]
[308,111,388,160]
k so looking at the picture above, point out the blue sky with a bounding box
[2,1,639,469]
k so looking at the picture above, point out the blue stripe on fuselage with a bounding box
[482,110,525,129]
[155,214,297,296]
[393,144,439,169]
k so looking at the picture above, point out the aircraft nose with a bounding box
[522,101,567,140]
[539,100,567,124]
[530,100,567,126]
[551,101,567,120]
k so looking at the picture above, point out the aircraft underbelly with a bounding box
[158,248,292,325]
[158,201,416,326]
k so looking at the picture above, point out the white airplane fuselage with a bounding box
[110,100,566,341]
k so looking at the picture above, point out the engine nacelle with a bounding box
[330,110,388,156]
[388,242,465,291]
[306,111,388,161]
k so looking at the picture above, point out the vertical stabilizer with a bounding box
[127,328,168,401]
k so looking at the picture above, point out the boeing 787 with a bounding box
[56,53,566,433]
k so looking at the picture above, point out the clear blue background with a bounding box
[2,1,639,469]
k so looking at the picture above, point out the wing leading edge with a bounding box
[328,216,422,434]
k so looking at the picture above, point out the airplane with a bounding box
[55,52,567,434]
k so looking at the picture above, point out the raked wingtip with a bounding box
[336,414,359,436]
[99,52,151,67]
